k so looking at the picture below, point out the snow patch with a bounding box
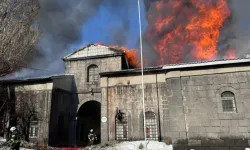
[114,141,172,150]
[90,141,173,150]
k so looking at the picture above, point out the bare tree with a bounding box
[0,0,40,77]
[15,90,42,142]
[0,86,9,138]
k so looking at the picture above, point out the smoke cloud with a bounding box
[225,0,250,58]
[13,0,134,78]
[7,0,250,78]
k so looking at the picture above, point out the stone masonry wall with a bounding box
[14,89,52,145]
[102,69,250,149]
[181,71,250,149]
[159,78,187,146]
[65,56,122,107]
[106,84,160,141]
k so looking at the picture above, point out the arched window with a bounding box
[221,91,236,112]
[87,65,99,82]
[145,111,158,141]
[115,111,128,141]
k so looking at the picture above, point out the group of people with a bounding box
[4,127,97,150]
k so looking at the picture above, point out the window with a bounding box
[221,91,236,112]
[145,111,158,141]
[115,112,128,141]
[87,65,99,82]
[29,121,38,138]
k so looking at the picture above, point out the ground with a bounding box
[85,141,173,150]
[1,140,173,150]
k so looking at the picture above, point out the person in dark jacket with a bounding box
[9,126,20,150]
[88,129,97,147]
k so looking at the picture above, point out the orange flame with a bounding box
[96,43,105,46]
[108,45,140,68]
[146,0,232,65]
[224,49,236,59]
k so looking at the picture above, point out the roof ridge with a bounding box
[63,44,124,59]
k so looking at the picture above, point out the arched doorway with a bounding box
[76,100,101,146]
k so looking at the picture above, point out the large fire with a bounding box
[145,0,233,65]
[224,48,236,60]
[109,45,140,68]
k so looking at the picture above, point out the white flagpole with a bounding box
[137,0,147,149]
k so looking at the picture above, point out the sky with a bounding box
[5,0,250,78]
[70,0,147,50]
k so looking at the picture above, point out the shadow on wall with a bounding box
[48,77,79,147]
[0,85,16,141]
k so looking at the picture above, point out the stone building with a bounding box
[0,75,76,146]
[1,44,250,149]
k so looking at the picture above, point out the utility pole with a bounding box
[137,0,147,149]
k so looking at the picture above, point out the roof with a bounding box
[0,74,74,84]
[100,58,250,76]
[63,44,124,61]
[162,58,250,69]
[100,66,163,76]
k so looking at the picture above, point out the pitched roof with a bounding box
[63,44,124,61]
[162,58,250,69]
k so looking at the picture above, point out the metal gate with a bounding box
[145,111,158,141]
[115,112,128,141]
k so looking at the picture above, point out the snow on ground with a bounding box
[88,141,173,150]
[0,140,172,150]
[113,141,172,150]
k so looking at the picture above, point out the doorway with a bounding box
[76,100,101,146]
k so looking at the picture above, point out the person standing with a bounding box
[88,129,97,148]
[9,126,20,150]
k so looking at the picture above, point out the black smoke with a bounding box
[13,0,133,77]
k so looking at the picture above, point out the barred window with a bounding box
[221,91,236,112]
[115,112,128,141]
[87,65,99,82]
[145,111,158,141]
[29,121,38,138]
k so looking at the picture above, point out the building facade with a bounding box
[100,60,250,149]
[1,44,250,149]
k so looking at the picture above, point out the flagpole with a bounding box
[137,0,147,149]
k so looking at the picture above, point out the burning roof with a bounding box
[144,0,234,65]
[100,58,250,76]
[63,44,140,68]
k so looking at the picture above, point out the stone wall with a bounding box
[101,76,187,144]
[14,83,53,145]
[65,54,124,145]
[159,78,187,146]
[106,84,159,140]
[181,71,250,149]
[65,56,122,107]
[101,66,250,149]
